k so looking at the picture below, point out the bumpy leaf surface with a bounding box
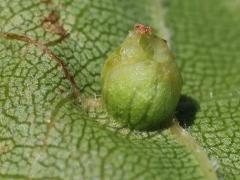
[0,0,239,179]
[166,0,240,179]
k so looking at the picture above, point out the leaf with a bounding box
[166,0,240,179]
[0,0,238,180]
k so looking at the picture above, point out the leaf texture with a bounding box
[166,0,240,179]
[0,0,239,179]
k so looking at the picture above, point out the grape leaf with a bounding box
[0,0,238,179]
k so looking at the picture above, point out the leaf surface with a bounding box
[166,0,240,179]
[0,0,239,179]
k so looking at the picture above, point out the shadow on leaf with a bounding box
[176,95,200,128]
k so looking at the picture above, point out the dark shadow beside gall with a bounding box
[175,95,200,128]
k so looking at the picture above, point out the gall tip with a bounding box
[134,24,152,35]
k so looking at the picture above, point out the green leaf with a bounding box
[166,0,240,179]
[0,0,238,179]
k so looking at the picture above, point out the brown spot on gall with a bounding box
[134,24,152,35]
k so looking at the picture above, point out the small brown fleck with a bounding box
[0,145,8,154]
[58,86,65,93]
[134,24,152,35]
[42,11,68,36]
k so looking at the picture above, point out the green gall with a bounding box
[101,24,182,130]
